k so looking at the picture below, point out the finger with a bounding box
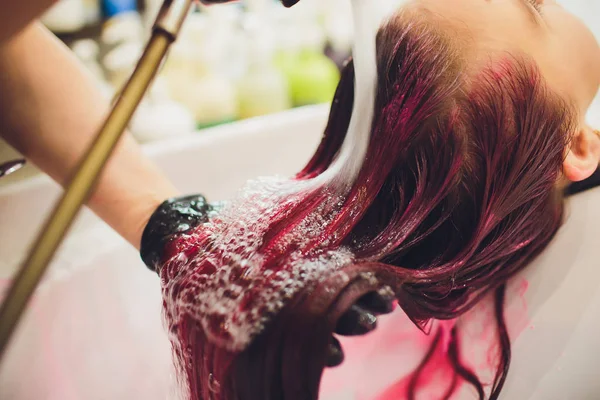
[357,287,395,315]
[335,305,377,336]
[325,336,344,367]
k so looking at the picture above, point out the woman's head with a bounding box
[256,6,598,397]
[318,5,578,322]
[402,0,600,181]
[157,3,600,400]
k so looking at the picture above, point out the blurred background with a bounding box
[0,0,598,184]
[0,0,375,183]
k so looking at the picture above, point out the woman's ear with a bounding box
[564,125,600,182]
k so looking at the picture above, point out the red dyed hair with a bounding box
[160,11,575,400]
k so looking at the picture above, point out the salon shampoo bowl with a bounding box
[0,104,599,400]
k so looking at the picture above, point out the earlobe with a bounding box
[563,126,600,182]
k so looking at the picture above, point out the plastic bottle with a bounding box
[82,0,102,25]
[236,9,291,119]
[41,0,87,34]
[272,3,340,107]
[71,39,106,84]
[103,41,143,89]
[101,0,137,18]
[100,1,145,90]
[322,0,353,70]
[162,12,238,129]
[130,77,197,143]
[102,42,196,143]
[101,11,145,46]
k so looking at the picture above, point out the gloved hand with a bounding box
[140,194,215,272]
[139,194,396,369]
[199,0,300,7]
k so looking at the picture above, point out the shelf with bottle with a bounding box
[39,0,365,143]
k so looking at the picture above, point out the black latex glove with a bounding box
[140,194,214,272]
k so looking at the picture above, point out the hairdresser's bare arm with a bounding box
[0,23,179,248]
[0,0,59,43]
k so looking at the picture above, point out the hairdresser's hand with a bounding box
[199,0,300,7]
[140,196,398,370]
[140,194,217,271]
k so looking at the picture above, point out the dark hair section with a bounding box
[158,10,576,400]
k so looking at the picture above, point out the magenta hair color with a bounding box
[156,12,575,400]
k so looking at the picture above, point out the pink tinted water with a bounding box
[320,279,530,400]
